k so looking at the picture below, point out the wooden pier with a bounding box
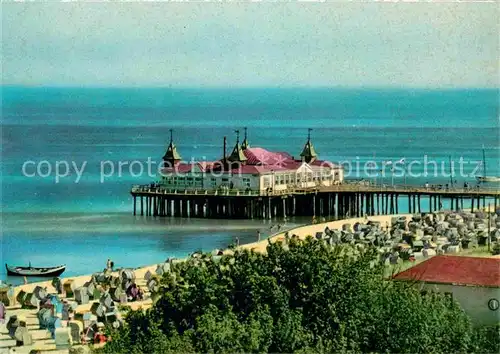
[130,184,499,219]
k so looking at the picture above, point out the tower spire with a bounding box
[162,128,182,166]
[300,128,317,163]
[241,127,250,150]
[228,129,247,164]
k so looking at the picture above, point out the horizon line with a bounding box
[2,84,499,91]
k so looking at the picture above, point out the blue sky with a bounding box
[2,2,498,88]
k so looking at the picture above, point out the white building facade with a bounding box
[159,131,344,194]
[394,255,500,326]
[420,283,500,326]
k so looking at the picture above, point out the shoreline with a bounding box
[3,211,497,353]
[10,214,405,297]
[9,207,497,300]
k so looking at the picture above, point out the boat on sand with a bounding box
[5,263,66,277]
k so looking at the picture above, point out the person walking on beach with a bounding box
[257,230,261,242]
[0,301,5,324]
[106,259,114,272]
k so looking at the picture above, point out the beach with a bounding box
[2,87,499,287]
[11,213,404,299]
[12,208,498,297]
[1,87,498,353]
[3,208,499,353]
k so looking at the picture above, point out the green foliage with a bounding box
[471,324,500,353]
[492,242,500,255]
[96,238,498,354]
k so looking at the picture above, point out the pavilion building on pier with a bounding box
[159,128,344,193]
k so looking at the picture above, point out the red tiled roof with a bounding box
[393,255,500,287]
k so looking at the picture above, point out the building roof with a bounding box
[227,142,247,162]
[163,130,182,162]
[161,145,341,175]
[162,163,194,174]
[241,138,250,150]
[300,139,318,161]
[197,161,217,172]
[393,255,500,288]
[162,142,182,162]
[241,127,250,150]
[310,160,339,168]
[244,147,293,166]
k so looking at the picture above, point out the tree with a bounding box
[95,237,498,353]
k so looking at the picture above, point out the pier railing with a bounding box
[131,185,263,197]
[131,183,499,197]
[299,183,499,195]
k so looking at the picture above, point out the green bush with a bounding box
[472,324,500,353]
[491,242,500,256]
[95,238,498,353]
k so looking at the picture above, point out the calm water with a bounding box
[1,212,283,285]
[1,87,498,284]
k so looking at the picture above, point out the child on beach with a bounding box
[93,328,107,344]
[137,287,144,301]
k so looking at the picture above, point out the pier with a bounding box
[130,183,500,219]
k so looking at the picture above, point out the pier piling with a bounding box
[131,185,499,219]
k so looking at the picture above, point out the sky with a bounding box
[2,2,498,88]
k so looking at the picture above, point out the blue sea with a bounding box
[1,87,498,284]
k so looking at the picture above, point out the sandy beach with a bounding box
[3,210,497,353]
[11,207,497,298]
[11,214,407,297]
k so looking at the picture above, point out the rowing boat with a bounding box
[5,264,66,277]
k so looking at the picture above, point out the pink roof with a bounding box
[225,164,299,175]
[244,147,294,166]
[162,161,220,174]
[310,160,336,167]
[197,161,217,172]
[161,146,340,175]
[393,255,500,287]
[228,165,270,175]
[162,163,194,174]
